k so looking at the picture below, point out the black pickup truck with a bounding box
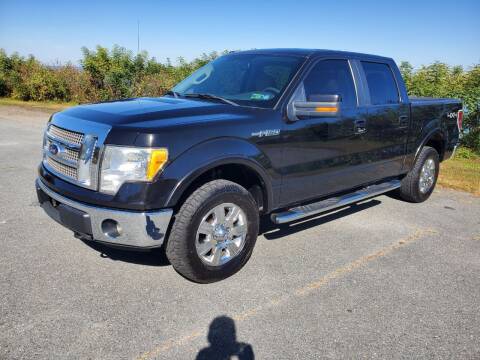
[36,49,463,282]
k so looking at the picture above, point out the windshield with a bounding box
[172,54,305,108]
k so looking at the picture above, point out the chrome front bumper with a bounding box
[36,178,173,248]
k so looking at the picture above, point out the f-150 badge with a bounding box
[251,129,280,138]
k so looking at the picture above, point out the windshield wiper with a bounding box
[165,90,180,98]
[183,93,239,106]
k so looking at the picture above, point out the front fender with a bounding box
[157,137,276,211]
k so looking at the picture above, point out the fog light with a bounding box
[101,219,122,238]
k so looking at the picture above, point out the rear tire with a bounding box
[166,180,259,283]
[397,146,439,203]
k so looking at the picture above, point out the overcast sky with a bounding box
[1,0,479,68]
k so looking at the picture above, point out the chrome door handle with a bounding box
[354,119,367,134]
[398,115,409,126]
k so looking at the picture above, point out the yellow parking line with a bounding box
[136,228,437,360]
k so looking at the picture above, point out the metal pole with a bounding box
[137,20,140,54]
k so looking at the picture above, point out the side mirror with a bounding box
[292,94,341,119]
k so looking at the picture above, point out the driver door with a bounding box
[279,58,371,206]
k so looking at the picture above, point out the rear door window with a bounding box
[361,62,399,105]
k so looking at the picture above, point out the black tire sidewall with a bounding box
[413,148,440,202]
[174,187,259,283]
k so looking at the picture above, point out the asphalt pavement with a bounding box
[1,105,479,359]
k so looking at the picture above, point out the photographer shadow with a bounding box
[196,316,254,360]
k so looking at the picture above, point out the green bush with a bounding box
[454,146,479,160]
[0,46,224,104]
[462,128,480,153]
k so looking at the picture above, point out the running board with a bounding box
[271,180,401,224]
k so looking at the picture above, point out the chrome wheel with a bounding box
[419,158,436,193]
[195,203,248,266]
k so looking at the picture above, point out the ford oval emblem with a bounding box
[49,143,59,155]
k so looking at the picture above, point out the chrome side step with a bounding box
[271,180,401,224]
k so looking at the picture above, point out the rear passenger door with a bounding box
[358,61,410,179]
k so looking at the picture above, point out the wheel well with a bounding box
[174,164,268,213]
[424,134,445,161]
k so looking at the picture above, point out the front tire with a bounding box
[398,146,440,203]
[166,180,259,283]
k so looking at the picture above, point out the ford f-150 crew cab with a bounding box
[36,49,463,282]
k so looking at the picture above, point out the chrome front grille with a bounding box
[48,124,84,146]
[43,123,99,190]
[46,138,79,163]
[41,113,111,191]
[46,157,78,179]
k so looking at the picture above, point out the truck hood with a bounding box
[59,97,252,128]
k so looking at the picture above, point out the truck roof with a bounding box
[233,48,393,62]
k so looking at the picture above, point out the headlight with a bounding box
[100,146,168,195]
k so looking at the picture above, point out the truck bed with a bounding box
[408,96,462,163]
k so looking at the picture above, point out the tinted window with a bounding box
[361,62,399,105]
[303,59,356,108]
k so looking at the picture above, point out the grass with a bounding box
[438,148,480,195]
[0,98,76,111]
